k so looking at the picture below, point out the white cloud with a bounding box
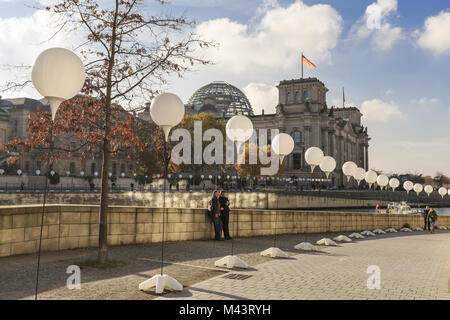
[349,0,402,51]
[195,0,342,73]
[372,23,402,51]
[0,9,84,98]
[242,83,278,115]
[416,11,450,55]
[360,99,402,122]
[385,89,393,96]
[411,97,439,104]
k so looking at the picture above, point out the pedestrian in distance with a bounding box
[427,207,438,233]
[423,205,430,231]
[219,191,232,240]
[208,190,223,241]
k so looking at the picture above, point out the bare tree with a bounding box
[4,0,213,264]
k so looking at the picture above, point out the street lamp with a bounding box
[376,175,389,190]
[319,156,336,179]
[342,161,357,183]
[389,178,400,191]
[413,183,423,197]
[31,48,86,300]
[214,115,253,270]
[438,187,447,199]
[365,170,377,190]
[424,185,433,197]
[32,48,85,121]
[139,93,184,294]
[305,147,324,173]
[261,133,293,258]
[353,167,366,186]
[36,170,41,176]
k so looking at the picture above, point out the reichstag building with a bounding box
[183,78,370,186]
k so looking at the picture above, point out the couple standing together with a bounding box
[208,190,232,241]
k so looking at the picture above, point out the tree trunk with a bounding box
[98,0,119,264]
[98,140,111,264]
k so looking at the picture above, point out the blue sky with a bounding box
[0,0,449,177]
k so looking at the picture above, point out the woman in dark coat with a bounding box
[209,190,222,240]
[219,191,232,240]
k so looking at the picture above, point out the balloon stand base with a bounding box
[139,274,183,294]
[214,255,249,269]
[260,247,289,258]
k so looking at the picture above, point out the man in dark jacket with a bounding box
[219,191,232,240]
[423,206,430,231]
[208,190,222,240]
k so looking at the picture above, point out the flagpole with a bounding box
[342,87,345,108]
[301,52,303,79]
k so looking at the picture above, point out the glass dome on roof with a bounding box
[187,81,253,117]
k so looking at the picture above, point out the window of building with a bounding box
[293,153,302,170]
[295,91,300,102]
[120,164,125,175]
[25,162,29,173]
[303,90,309,100]
[292,131,304,144]
[70,162,75,174]
[91,163,96,175]
[112,162,117,176]
[36,161,41,170]
[287,92,292,104]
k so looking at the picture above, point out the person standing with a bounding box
[427,207,438,233]
[423,206,430,231]
[219,191,232,240]
[208,190,222,240]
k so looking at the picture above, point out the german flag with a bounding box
[302,55,317,69]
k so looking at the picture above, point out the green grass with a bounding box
[77,258,126,270]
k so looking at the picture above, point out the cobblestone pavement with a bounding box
[158,231,450,300]
[1,230,448,300]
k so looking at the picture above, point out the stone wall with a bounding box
[1,205,449,258]
[0,191,388,209]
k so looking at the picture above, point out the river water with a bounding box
[341,207,450,216]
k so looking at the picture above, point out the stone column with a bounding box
[322,129,329,155]
[304,126,311,148]
[365,145,369,170]
[312,123,320,147]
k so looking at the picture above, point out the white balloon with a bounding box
[389,178,400,191]
[365,170,377,189]
[32,48,86,121]
[424,185,433,196]
[342,161,357,182]
[376,175,389,190]
[226,115,253,142]
[353,167,366,185]
[271,133,294,163]
[403,181,413,194]
[438,187,447,198]
[319,156,336,178]
[304,147,324,173]
[413,183,423,196]
[150,93,185,141]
